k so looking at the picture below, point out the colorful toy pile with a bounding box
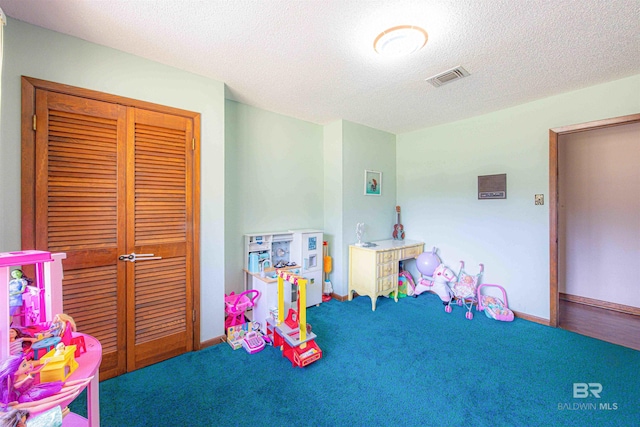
[413,248,514,322]
[1,250,94,424]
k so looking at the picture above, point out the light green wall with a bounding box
[323,120,344,294]
[224,98,240,294]
[334,121,397,295]
[397,74,640,320]
[0,18,226,341]
[224,100,324,294]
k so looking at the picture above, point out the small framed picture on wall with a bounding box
[364,170,382,196]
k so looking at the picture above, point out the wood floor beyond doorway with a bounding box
[559,300,640,351]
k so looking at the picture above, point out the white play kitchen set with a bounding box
[243,229,323,333]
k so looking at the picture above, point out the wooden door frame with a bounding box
[549,113,640,327]
[21,76,202,350]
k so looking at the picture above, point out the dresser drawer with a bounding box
[376,275,396,293]
[377,261,396,278]
[403,245,423,259]
[377,250,397,263]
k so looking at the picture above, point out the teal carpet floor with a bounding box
[71,294,639,426]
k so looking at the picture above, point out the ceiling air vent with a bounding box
[426,66,470,87]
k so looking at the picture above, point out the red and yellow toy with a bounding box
[271,270,322,368]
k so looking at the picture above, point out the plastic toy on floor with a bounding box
[418,263,456,302]
[271,269,322,368]
[242,331,266,354]
[445,261,483,320]
[415,248,440,278]
[322,241,333,302]
[224,290,260,328]
[413,248,456,302]
[397,269,416,297]
[477,284,514,322]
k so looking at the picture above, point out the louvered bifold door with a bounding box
[125,107,194,371]
[34,90,127,379]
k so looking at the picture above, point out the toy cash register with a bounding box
[242,331,266,354]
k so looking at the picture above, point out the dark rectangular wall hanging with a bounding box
[478,173,507,199]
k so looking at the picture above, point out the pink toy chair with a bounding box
[224,290,260,328]
[477,284,514,321]
[445,261,484,320]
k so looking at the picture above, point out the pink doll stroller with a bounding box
[445,261,483,320]
[224,290,260,328]
[477,284,514,321]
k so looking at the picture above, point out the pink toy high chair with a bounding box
[224,290,260,328]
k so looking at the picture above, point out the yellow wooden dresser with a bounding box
[348,239,424,311]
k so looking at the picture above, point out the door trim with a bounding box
[559,293,640,317]
[549,113,640,327]
[21,76,202,350]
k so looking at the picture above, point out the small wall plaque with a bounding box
[478,174,507,199]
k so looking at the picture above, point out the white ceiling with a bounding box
[1,0,639,134]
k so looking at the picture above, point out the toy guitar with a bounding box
[393,205,405,240]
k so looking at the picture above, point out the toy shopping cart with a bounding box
[224,289,260,328]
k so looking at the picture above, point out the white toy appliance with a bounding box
[290,229,323,307]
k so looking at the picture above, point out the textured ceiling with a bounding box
[1,0,639,134]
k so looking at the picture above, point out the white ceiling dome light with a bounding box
[374,25,428,56]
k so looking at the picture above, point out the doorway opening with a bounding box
[549,113,640,349]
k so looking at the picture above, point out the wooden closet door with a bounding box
[125,108,194,371]
[34,89,128,379]
[31,86,196,379]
